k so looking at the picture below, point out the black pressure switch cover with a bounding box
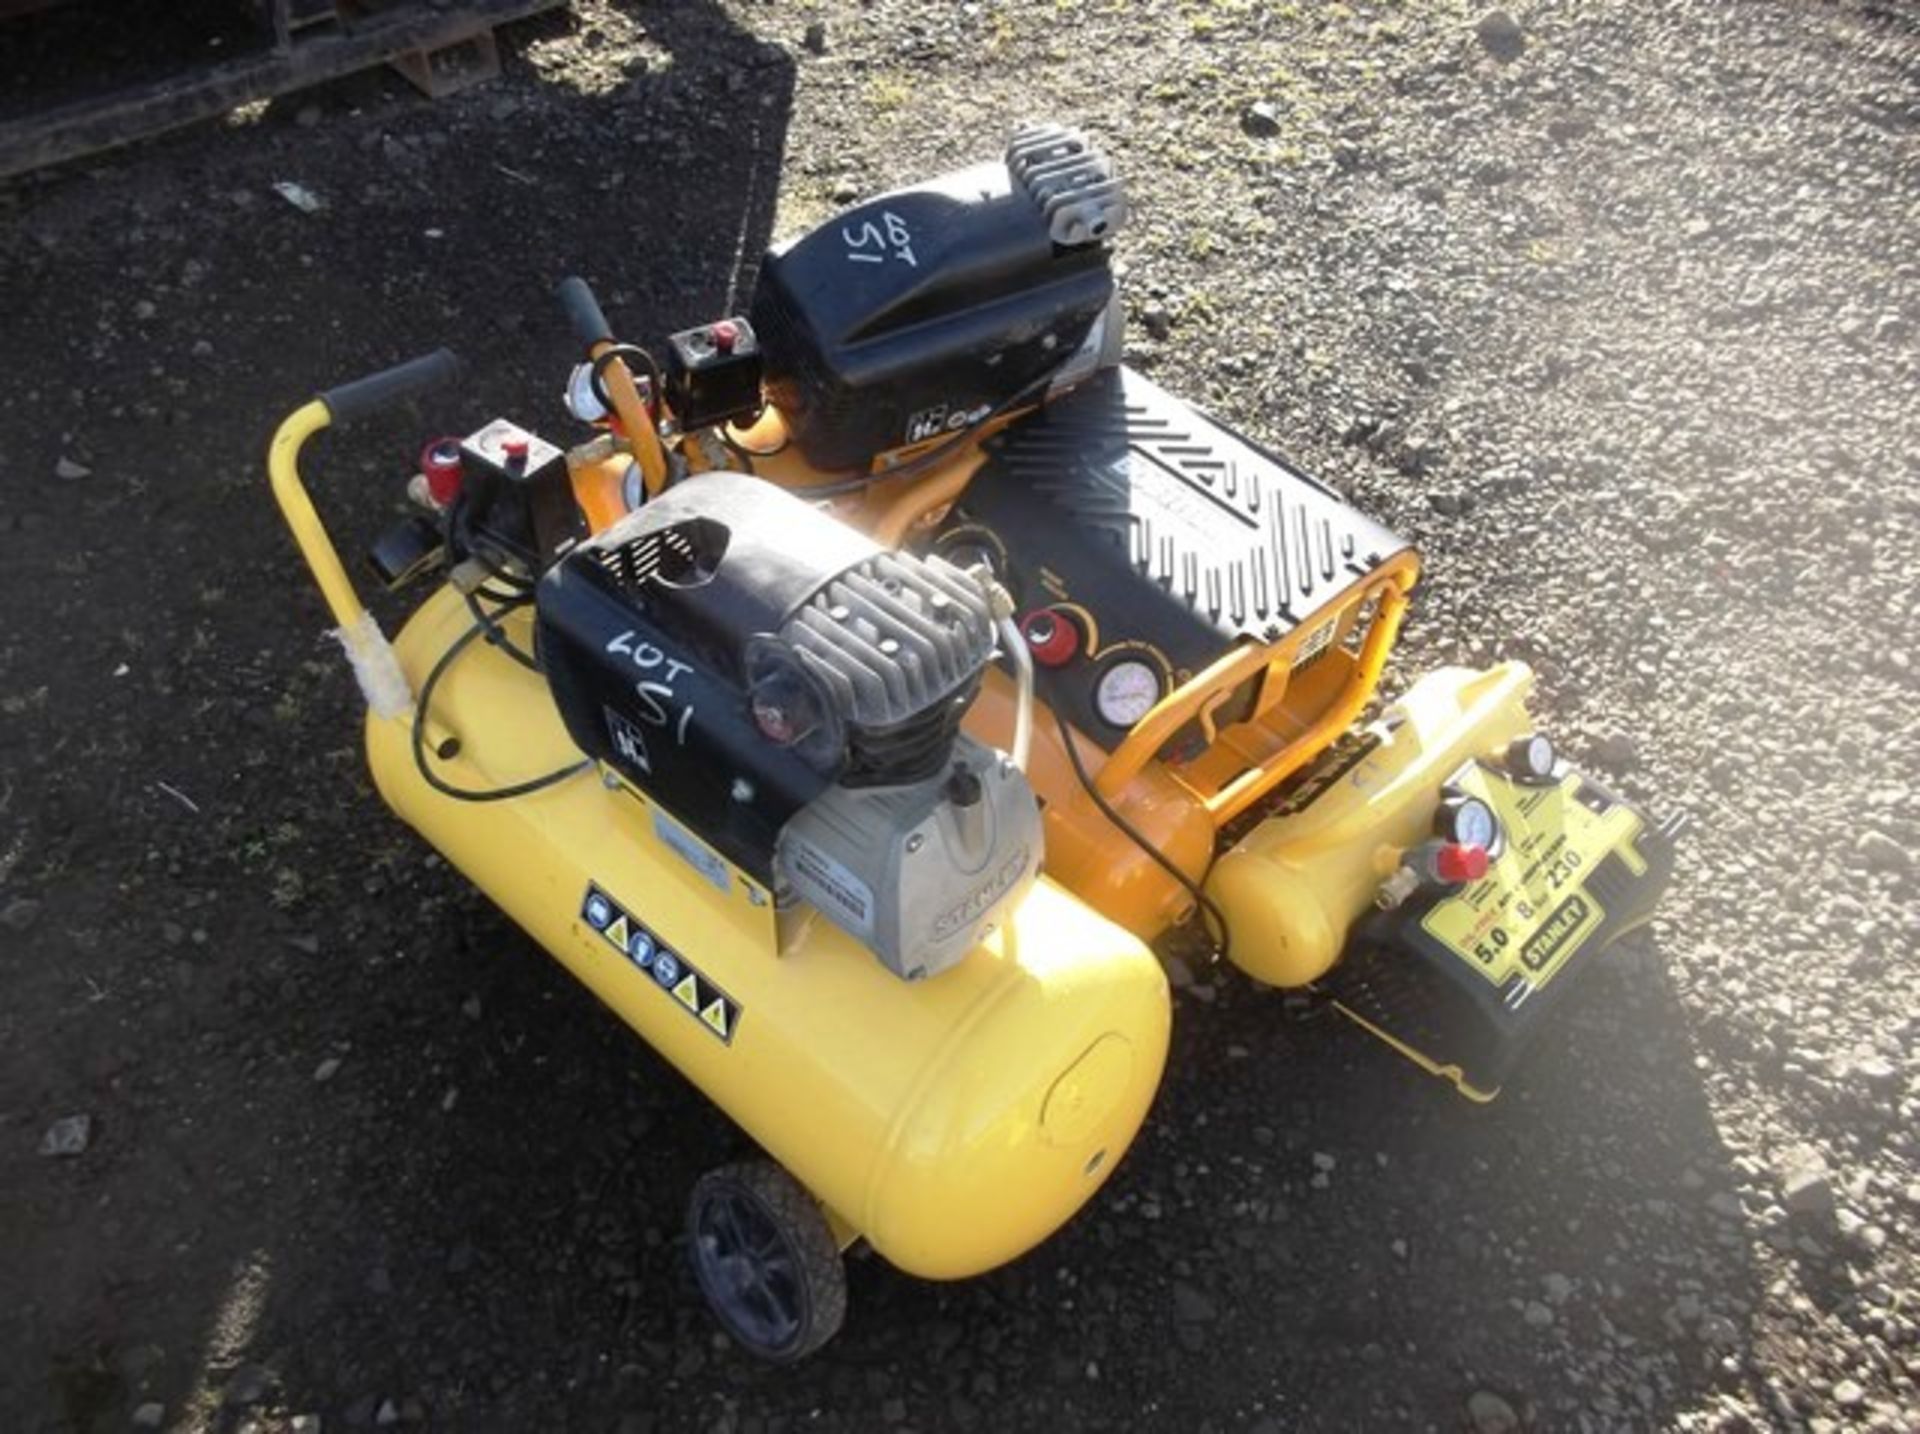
[664,318,764,429]
[460,418,581,570]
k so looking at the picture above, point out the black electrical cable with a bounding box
[588,343,665,419]
[1048,698,1232,961]
[411,620,589,803]
[720,413,791,463]
[462,586,540,672]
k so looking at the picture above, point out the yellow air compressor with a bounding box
[268,125,1677,1359]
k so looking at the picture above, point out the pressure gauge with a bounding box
[1094,657,1164,728]
[565,361,610,422]
[1435,794,1498,850]
[1507,732,1557,782]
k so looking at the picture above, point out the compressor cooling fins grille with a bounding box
[963,366,1409,642]
[784,553,995,728]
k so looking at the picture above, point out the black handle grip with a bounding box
[319,348,462,426]
[556,276,613,348]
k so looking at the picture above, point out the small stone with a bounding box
[39,1114,91,1157]
[1781,1167,1836,1221]
[1855,830,1910,874]
[375,1397,401,1426]
[1466,1389,1521,1434]
[1873,313,1908,345]
[132,1402,165,1428]
[1311,1152,1337,1173]
[1707,1190,1745,1221]
[1241,101,1282,137]
[1172,1281,1217,1323]
[313,1056,343,1083]
[133,299,156,320]
[291,1418,324,1434]
[831,178,859,204]
[1592,731,1639,771]
[1475,9,1526,62]
[803,19,827,53]
[1849,1052,1900,1091]
[1140,303,1173,340]
[461,994,483,1020]
[225,1362,272,1406]
[1698,1313,1739,1348]
[1543,1272,1573,1304]
[2,897,41,932]
[1430,491,1469,517]
[56,456,91,480]
[1522,1300,1554,1329]
[1832,1379,1866,1409]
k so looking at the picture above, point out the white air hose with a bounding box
[977,574,1034,774]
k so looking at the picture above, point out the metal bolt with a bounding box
[905,833,925,854]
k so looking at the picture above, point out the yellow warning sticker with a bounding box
[579,884,743,1044]
[1420,768,1641,990]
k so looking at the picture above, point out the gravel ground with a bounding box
[2,1,1917,1430]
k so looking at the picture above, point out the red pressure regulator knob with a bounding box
[1434,841,1490,884]
[1021,608,1081,668]
[418,436,465,506]
[710,319,740,353]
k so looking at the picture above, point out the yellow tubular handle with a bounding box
[268,398,366,633]
[555,278,669,497]
[589,341,671,497]
[1091,563,1416,819]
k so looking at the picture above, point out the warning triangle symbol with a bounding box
[672,973,702,1012]
[605,914,630,951]
[700,998,731,1039]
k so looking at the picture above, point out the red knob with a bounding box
[711,320,739,353]
[1434,842,1489,884]
[501,435,531,466]
[1021,608,1080,668]
[419,436,464,506]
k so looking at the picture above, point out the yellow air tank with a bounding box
[1206,663,1537,988]
[366,585,1172,1280]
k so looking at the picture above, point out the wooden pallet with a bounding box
[0,0,565,179]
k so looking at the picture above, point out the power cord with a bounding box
[411,620,590,803]
[1048,697,1232,961]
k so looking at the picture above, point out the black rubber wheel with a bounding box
[686,1159,848,1362]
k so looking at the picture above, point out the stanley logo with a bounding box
[932,848,1032,940]
[1521,893,1591,973]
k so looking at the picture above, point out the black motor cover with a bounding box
[536,474,996,883]
[749,126,1122,472]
